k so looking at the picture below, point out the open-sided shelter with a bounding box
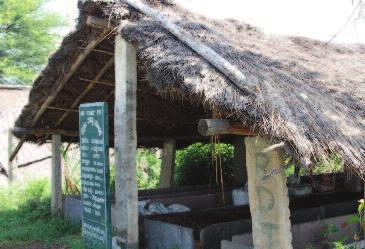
[11,0,365,248]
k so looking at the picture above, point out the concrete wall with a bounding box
[0,86,51,186]
[228,214,357,249]
[144,219,194,249]
[200,198,359,249]
[64,194,360,249]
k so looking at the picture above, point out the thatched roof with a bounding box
[15,0,365,172]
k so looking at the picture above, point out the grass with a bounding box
[0,179,83,249]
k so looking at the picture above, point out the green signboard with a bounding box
[79,102,111,249]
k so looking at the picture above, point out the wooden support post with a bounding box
[246,136,292,249]
[159,139,176,188]
[51,135,62,215]
[233,136,246,186]
[8,128,14,183]
[86,16,116,30]
[114,35,139,249]
[198,119,255,136]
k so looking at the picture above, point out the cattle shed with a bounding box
[11,0,365,248]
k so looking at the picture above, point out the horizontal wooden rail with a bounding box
[198,119,256,136]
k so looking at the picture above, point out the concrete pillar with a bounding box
[114,35,139,249]
[159,139,176,188]
[7,128,14,184]
[246,136,292,249]
[51,134,62,215]
[233,136,246,186]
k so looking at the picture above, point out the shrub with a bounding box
[174,143,234,186]
[109,148,161,191]
[137,149,161,189]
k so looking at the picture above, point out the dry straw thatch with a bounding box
[15,0,365,173]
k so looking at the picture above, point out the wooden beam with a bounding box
[114,35,139,248]
[17,156,52,168]
[46,106,79,113]
[7,128,14,183]
[9,30,110,162]
[159,139,176,188]
[9,137,25,162]
[32,31,110,128]
[47,105,195,124]
[80,78,115,86]
[138,135,205,142]
[80,78,164,96]
[86,16,116,30]
[246,136,292,249]
[55,57,114,127]
[51,135,62,215]
[13,127,79,137]
[78,47,114,56]
[13,127,205,143]
[198,119,255,136]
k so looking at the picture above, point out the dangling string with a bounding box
[209,107,225,204]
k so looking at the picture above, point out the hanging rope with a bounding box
[209,107,225,203]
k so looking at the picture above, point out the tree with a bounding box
[0,0,66,85]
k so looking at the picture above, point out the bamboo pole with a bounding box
[55,57,114,127]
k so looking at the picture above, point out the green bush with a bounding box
[174,143,234,186]
[109,148,161,191]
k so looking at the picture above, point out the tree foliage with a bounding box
[0,0,66,85]
[136,149,161,189]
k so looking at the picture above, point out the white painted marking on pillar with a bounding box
[246,136,292,249]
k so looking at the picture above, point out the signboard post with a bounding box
[79,102,111,249]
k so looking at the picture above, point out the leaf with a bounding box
[322,224,340,237]
[338,235,350,243]
[344,215,360,226]
[358,201,364,214]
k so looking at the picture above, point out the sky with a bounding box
[45,0,365,44]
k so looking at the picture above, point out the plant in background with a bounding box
[305,244,316,249]
[312,154,343,175]
[61,145,81,196]
[136,148,161,189]
[174,143,234,186]
[309,199,365,249]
